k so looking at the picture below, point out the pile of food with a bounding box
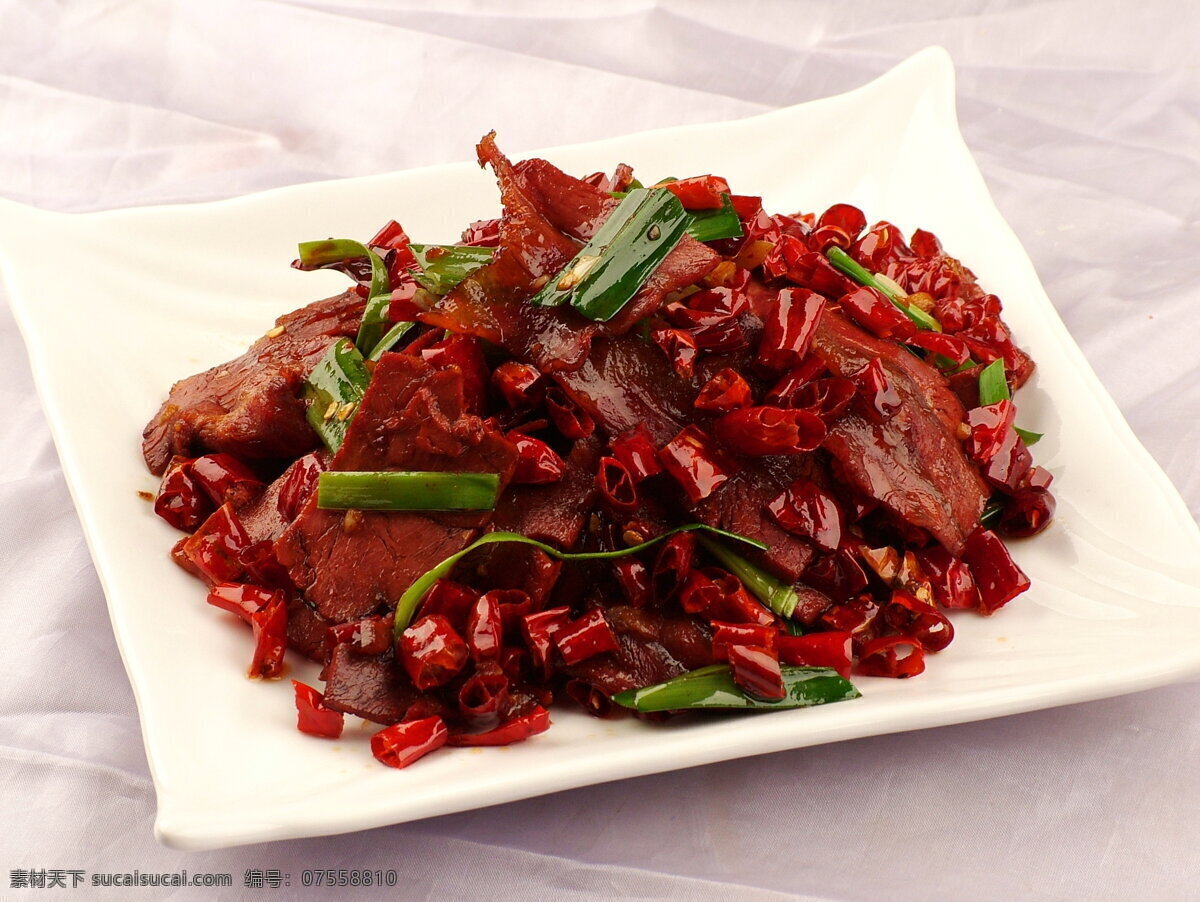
[143,133,1054,769]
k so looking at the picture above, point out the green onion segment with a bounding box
[297,238,393,356]
[303,339,370,453]
[317,471,500,512]
[611,664,861,712]
[393,524,768,636]
[826,246,942,332]
[697,535,800,619]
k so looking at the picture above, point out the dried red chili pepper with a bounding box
[1024,466,1054,491]
[509,433,565,485]
[727,645,786,700]
[766,479,844,552]
[650,323,699,379]
[596,456,639,514]
[420,579,480,634]
[666,287,749,352]
[447,706,552,747]
[702,568,776,626]
[556,610,620,665]
[544,386,595,439]
[711,621,776,658]
[882,590,955,653]
[613,557,653,608]
[610,425,663,482]
[757,288,826,372]
[914,546,980,611]
[663,175,732,210]
[792,377,856,423]
[906,330,971,366]
[850,221,913,271]
[856,636,926,678]
[761,354,816,397]
[206,582,279,623]
[292,680,344,739]
[658,426,737,503]
[398,614,470,690]
[962,528,1031,614]
[838,286,916,340]
[154,458,212,531]
[466,592,504,661]
[492,360,544,409]
[653,532,696,602]
[492,589,534,643]
[909,228,942,257]
[249,596,288,679]
[998,489,1056,538]
[180,503,251,585]
[695,368,753,414]
[371,716,449,769]
[816,204,867,246]
[761,233,806,280]
[776,631,853,679]
[713,406,827,456]
[678,568,720,614]
[981,427,1033,494]
[818,595,880,642]
[522,607,571,675]
[498,646,529,682]
[965,400,1016,463]
[327,614,393,656]
[189,454,264,509]
[852,358,901,421]
[457,662,511,731]
[461,218,501,247]
[782,251,857,297]
[276,451,327,521]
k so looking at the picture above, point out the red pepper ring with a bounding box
[649,323,699,380]
[248,596,288,680]
[595,456,639,514]
[612,557,653,608]
[856,635,926,678]
[543,386,595,440]
[851,358,902,421]
[398,614,470,690]
[776,631,853,679]
[371,715,449,769]
[817,203,867,243]
[658,425,738,503]
[711,621,776,658]
[610,425,663,482]
[292,680,344,739]
[757,287,826,372]
[962,528,1031,614]
[766,478,845,553]
[653,532,696,603]
[180,503,252,585]
[509,433,565,485]
[154,458,212,532]
[882,590,955,653]
[662,174,732,210]
[792,377,856,423]
[727,644,786,700]
[190,453,265,509]
[838,286,917,341]
[326,613,394,656]
[712,406,827,456]
[456,663,511,731]
[492,360,545,409]
[447,706,552,747]
[206,582,281,623]
[694,368,753,414]
[555,610,620,666]
[522,607,571,675]
[466,592,505,661]
[275,451,328,522]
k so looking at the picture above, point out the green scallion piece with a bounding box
[697,535,799,619]
[977,359,1011,405]
[981,498,1005,527]
[529,188,691,322]
[394,524,767,636]
[297,238,393,356]
[1014,426,1043,446]
[826,246,942,332]
[408,244,494,296]
[303,338,370,453]
[367,321,416,362]
[316,471,500,512]
[685,193,744,243]
[611,664,861,712]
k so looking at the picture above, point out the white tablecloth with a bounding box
[2,2,1197,899]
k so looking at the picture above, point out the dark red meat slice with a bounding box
[275,354,518,623]
[565,608,714,697]
[812,311,987,554]
[470,437,601,606]
[286,597,332,662]
[142,290,363,474]
[322,645,415,724]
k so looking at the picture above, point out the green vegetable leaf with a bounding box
[611,664,861,712]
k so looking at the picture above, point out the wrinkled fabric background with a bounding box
[1,2,1197,899]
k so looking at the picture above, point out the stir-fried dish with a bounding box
[143,134,1054,768]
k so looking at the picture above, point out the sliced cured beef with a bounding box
[142,290,364,474]
[275,353,518,623]
[321,645,415,724]
[812,311,988,554]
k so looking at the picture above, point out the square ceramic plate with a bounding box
[2,47,1198,851]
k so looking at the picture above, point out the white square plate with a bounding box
[2,47,1198,851]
